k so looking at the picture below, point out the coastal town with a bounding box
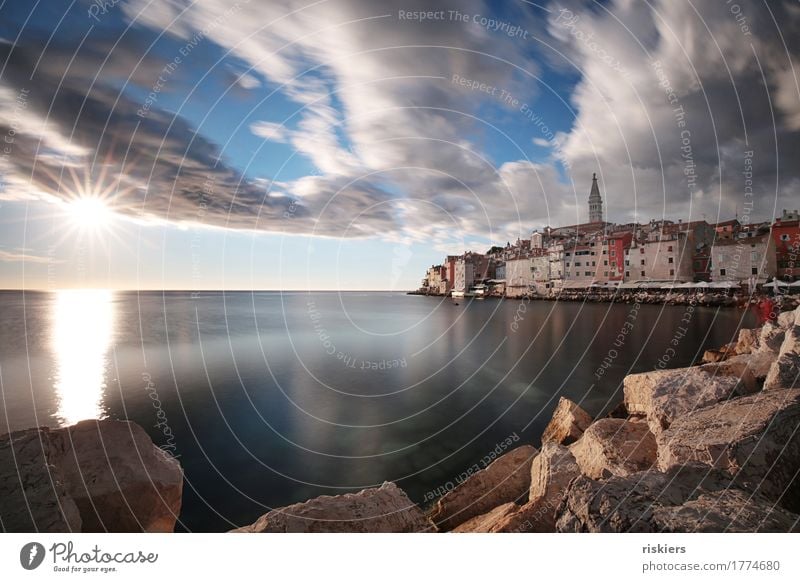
[416,174,800,301]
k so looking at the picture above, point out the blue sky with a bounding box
[0,0,798,289]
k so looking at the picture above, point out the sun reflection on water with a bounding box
[51,289,114,426]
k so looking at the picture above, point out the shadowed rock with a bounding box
[569,418,656,479]
[624,367,742,435]
[1,420,183,533]
[657,388,800,512]
[556,464,800,533]
[234,482,434,533]
[541,397,593,446]
[429,445,536,531]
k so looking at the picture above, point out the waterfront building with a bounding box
[710,233,776,283]
[453,252,493,292]
[714,219,740,240]
[771,212,800,281]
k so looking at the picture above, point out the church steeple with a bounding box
[588,172,603,223]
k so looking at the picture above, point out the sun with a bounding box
[66,197,113,229]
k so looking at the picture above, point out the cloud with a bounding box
[1,0,797,250]
[0,249,56,264]
[250,121,290,142]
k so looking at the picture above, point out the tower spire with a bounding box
[588,172,603,223]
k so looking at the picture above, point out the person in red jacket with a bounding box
[757,296,776,324]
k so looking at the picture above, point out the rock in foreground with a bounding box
[657,388,800,511]
[541,397,593,445]
[0,419,183,532]
[556,464,800,533]
[234,482,434,533]
[429,445,537,531]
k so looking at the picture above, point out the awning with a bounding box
[763,280,790,288]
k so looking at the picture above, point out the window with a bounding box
[752,267,758,275]
[669,269,675,276]
[668,257,674,264]
[625,271,630,277]
[668,246,673,252]
[781,234,790,241]
[611,250,616,257]
[625,260,630,266]
[604,260,608,266]
[640,247,645,254]
[641,259,645,266]
[641,271,646,277]
[592,261,596,267]
[585,271,591,276]
[720,269,727,276]
[604,271,609,277]
[751,251,759,261]
[575,262,581,267]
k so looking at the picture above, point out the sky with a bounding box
[0,0,798,290]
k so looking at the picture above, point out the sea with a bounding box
[0,290,757,531]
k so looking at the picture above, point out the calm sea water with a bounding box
[0,290,756,531]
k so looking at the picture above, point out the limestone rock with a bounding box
[53,420,183,532]
[735,327,760,355]
[657,389,800,511]
[1,420,183,533]
[541,397,593,445]
[235,482,434,533]
[623,367,742,434]
[556,464,799,532]
[569,418,656,480]
[763,319,800,390]
[452,502,518,532]
[702,352,776,394]
[777,309,796,329]
[429,445,536,531]
[0,427,81,532]
[759,322,786,352]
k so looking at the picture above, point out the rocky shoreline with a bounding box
[2,306,799,532]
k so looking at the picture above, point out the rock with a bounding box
[556,463,799,532]
[53,420,183,532]
[759,322,786,352]
[522,442,582,530]
[605,401,628,419]
[778,309,796,329]
[763,319,800,390]
[0,420,183,533]
[0,427,81,532]
[623,367,742,435]
[735,327,760,354]
[541,397,593,445]
[429,445,536,531]
[235,482,434,533]
[657,389,800,512]
[701,352,776,394]
[452,502,518,532]
[569,418,656,479]
[702,342,738,363]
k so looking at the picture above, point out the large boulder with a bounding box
[623,367,742,435]
[0,420,183,533]
[429,445,536,531]
[541,397,593,446]
[234,482,434,533]
[759,322,787,352]
[556,463,799,533]
[657,389,800,511]
[702,352,776,394]
[569,418,656,480]
[53,420,183,532]
[452,502,518,533]
[0,428,81,532]
[763,318,800,390]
